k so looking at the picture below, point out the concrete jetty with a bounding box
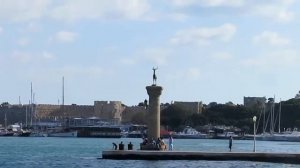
[102,150,300,164]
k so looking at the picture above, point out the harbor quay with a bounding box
[102,150,300,164]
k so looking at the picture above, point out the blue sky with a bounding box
[1,0,300,106]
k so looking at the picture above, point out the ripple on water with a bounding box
[1,137,300,168]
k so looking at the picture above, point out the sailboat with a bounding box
[256,98,300,142]
[0,113,14,136]
[47,77,77,138]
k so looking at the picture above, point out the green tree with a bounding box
[131,112,146,125]
[161,104,189,131]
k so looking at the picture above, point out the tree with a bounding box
[186,114,208,127]
[131,112,146,125]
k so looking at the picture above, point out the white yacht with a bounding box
[173,126,208,139]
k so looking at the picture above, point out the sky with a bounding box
[1,0,300,106]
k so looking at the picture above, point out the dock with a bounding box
[102,150,300,164]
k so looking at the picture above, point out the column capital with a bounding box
[146,86,163,97]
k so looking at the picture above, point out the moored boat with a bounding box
[173,126,209,139]
[0,128,14,136]
[17,130,32,137]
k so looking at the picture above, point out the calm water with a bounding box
[0,137,300,168]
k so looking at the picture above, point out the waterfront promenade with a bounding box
[102,150,300,164]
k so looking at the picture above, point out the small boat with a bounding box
[215,131,240,139]
[6,124,31,137]
[17,130,32,137]
[127,131,145,138]
[0,128,14,136]
[173,126,209,139]
[255,128,300,142]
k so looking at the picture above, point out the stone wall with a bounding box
[1,101,140,125]
[94,101,125,123]
[35,104,60,119]
[36,104,94,119]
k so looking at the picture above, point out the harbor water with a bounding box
[0,137,300,168]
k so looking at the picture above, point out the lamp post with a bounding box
[253,116,257,152]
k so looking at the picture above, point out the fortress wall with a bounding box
[94,101,125,122]
[36,104,94,119]
[1,101,134,124]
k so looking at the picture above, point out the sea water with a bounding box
[0,137,300,168]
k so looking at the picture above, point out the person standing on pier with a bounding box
[128,142,133,150]
[169,135,173,151]
[119,141,124,150]
[229,136,233,152]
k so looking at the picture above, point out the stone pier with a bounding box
[102,150,300,164]
[146,85,163,141]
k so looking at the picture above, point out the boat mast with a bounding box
[30,82,33,126]
[33,92,36,127]
[4,112,7,128]
[62,76,64,108]
[270,99,273,134]
[62,76,68,127]
[269,96,275,134]
[263,103,266,134]
[272,96,276,134]
[25,101,28,127]
[278,99,281,133]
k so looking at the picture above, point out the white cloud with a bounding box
[42,51,55,60]
[60,66,104,79]
[170,1,295,23]
[54,31,77,43]
[17,37,30,46]
[186,67,201,80]
[0,0,50,22]
[170,23,236,45]
[120,58,136,65]
[252,0,295,23]
[11,50,32,63]
[166,13,189,21]
[143,48,171,65]
[212,52,233,61]
[10,50,55,64]
[253,31,290,46]
[165,67,202,81]
[26,22,41,32]
[242,49,300,69]
[0,0,154,23]
[50,0,153,22]
[172,0,245,7]
[117,0,152,20]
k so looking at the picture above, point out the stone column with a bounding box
[146,85,163,141]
